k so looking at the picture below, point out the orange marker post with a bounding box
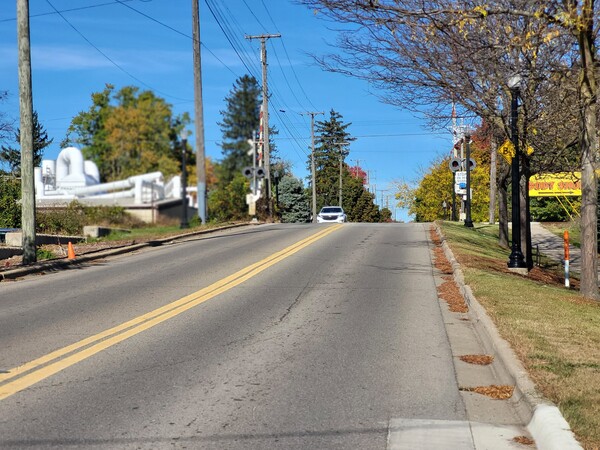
[563,231,570,288]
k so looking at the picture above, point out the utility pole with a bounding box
[333,142,349,207]
[246,33,280,220]
[302,111,324,223]
[17,0,36,264]
[192,0,207,224]
[352,159,360,177]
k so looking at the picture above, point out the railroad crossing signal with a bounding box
[449,158,476,172]
[242,167,266,178]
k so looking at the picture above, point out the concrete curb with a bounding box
[0,222,255,282]
[434,224,583,450]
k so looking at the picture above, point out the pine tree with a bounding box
[0,111,53,175]
[279,176,310,222]
[217,75,262,184]
[309,109,355,210]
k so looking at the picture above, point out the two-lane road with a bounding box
[0,223,501,448]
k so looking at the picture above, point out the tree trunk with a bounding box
[577,6,599,300]
[489,136,497,224]
[498,165,510,248]
[521,156,533,270]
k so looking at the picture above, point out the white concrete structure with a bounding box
[35,147,182,207]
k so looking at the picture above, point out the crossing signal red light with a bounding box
[449,158,461,172]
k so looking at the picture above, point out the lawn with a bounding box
[439,221,600,450]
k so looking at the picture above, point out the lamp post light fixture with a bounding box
[507,75,526,269]
[180,129,190,229]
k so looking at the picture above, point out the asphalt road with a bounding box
[0,223,480,449]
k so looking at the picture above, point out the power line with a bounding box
[240,0,267,32]
[258,1,317,110]
[0,0,137,22]
[114,0,239,77]
[44,0,191,102]
[204,0,259,79]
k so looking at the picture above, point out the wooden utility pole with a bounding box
[333,142,349,207]
[192,0,207,224]
[245,33,280,220]
[17,0,36,264]
[302,111,323,223]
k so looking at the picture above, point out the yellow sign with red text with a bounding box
[529,173,581,197]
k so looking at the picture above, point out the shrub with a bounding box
[36,201,143,235]
[0,176,21,228]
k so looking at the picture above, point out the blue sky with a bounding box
[0,0,454,221]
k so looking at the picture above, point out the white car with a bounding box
[317,206,347,223]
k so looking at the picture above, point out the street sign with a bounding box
[498,139,534,163]
[498,140,515,163]
[455,171,467,184]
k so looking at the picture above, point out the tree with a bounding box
[64,84,189,182]
[210,75,263,221]
[0,90,13,155]
[393,179,416,219]
[309,109,355,210]
[217,75,262,185]
[380,207,393,222]
[0,91,20,228]
[353,188,381,222]
[278,176,310,223]
[0,111,52,175]
[207,173,249,222]
[349,164,367,184]
[410,149,490,223]
[302,0,600,299]
[0,177,21,228]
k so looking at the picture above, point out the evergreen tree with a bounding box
[279,176,310,222]
[380,207,393,222]
[0,111,52,175]
[309,109,355,210]
[217,75,262,184]
[354,189,381,222]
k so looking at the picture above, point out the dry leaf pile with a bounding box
[512,436,535,446]
[430,226,469,313]
[459,384,514,400]
[459,354,494,365]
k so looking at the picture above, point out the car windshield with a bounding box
[321,207,343,214]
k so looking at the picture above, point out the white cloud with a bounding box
[0,44,190,73]
[32,45,113,70]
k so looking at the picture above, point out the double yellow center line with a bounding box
[0,224,343,400]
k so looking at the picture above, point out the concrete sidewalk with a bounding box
[439,224,583,450]
[530,222,581,274]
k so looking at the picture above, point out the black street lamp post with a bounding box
[507,77,526,268]
[180,130,190,229]
[451,171,457,221]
